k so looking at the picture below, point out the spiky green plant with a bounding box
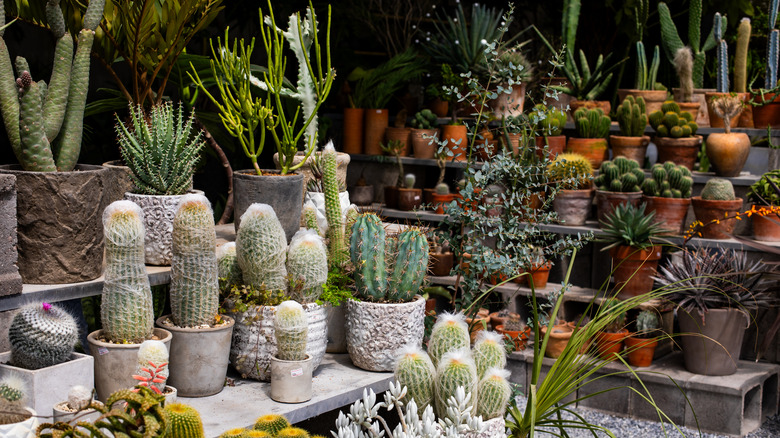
[165,403,205,438]
[253,414,290,434]
[599,203,668,251]
[476,367,512,420]
[642,161,693,198]
[350,213,387,301]
[546,153,593,190]
[573,107,610,138]
[593,157,644,192]
[617,96,648,137]
[533,104,567,137]
[286,230,328,303]
[472,331,507,378]
[116,102,204,195]
[219,428,249,438]
[274,301,308,361]
[276,426,311,438]
[435,349,477,418]
[8,302,77,370]
[386,228,429,302]
[648,101,699,138]
[411,109,438,129]
[635,310,660,339]
[701,178,736,200]
[236,204,288,292]
[634,42,660,90]
[427,313,470,368]
[322,142,347,269]
[735,18,751,93]
[600,299,627,333]
[393,346,435,416]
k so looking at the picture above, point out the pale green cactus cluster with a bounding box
[649,101,699,138]
[642,161,693,198]
[701,178,736,201]
[8,302,78,370]
[574,107,610,138]
[274,301,308,361]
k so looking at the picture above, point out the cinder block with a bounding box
[577,361,632,415]
[0,174,21,296]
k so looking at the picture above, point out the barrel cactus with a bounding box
[244,431,272,438]
[276,427,310,438]
[617,96,648,137]
[435,349,478,417]
[165,403,205,438]
[574,107,610,138]
[394,346,435,416]
[217,242,242,292]
[350,213,387,301]
[254,414,290,434]
[472,331,507,378]
[593,157,645,192]
[274,301,308,361]
[101,200,154,343]
[701,178,736,200]
[8,302,78,369]
[476,367,512,420]
[236,204,288,292]
[642,161,693,198]
[219,429,249,438]
[427,312,471,368]
[546,153,593,190]
[286,230,328,304]
[136,340,169,393]
[0,376,28,425]
[649,101,698,138]
[387,228,429,302]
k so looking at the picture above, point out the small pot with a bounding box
[595,190,643,225]
[349,185,375,206]
[342,108,365,154]
[609,245,662,300]
[624,336,658,367]
[431,193,456,214]
[593,329,630,361]
[429,98,448,117]
[429,252,454,276]
[410,128,439,159]
[566,137,609,169]
[397,188,423,211]
[384,186,399,209]
[442,124,469,161]
[569,99,611,116]
[609,135,650,164]
[691,197,743,239]
[705,92,747,128]
[752,208,780,241]
[535,135,567,160]
[385,127,412,156]
[488,311,519,329]
[53,400,104,424]
[540,324,573,358]
[553,189,594,226]
[270,354,313,403]
[653,136,703,171]
[494,325,531,351]
[515,261,552,289]
[751,92,780,129]
[705,132,751,177]
[642,195,691,235]
[673,88,714,126]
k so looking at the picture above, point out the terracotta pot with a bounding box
[653,135,703,171]
[540,324,574,358]
[609,135,650,163]
[384,185,399,209]
[553,189,594,226]
[752,208,780,241]
[642,195,691,235]
[504,132,522,156]
[544,77,572,110]
[364,109,389,155]
[677,101,702,124]
[751,92,780,129]
[430,98,449,117]
[488,311,519,329]
[678,307,749,376]
[397,188,422,211]
[491,83,526,118]
[430,252,454,276]
[705,92,747,128]
[595,190,643,225]
[385,127,412,156]
[624,336,658,367]
[569,99,611,116]
[518,261,552,289]
[495,325,531,351]
[442,124,469,161]
[535,135,567,160]
[673,88,714,126]
[431,192,456,214]
[739,104,754,128]
[705,132,751,177]
[410,128,439,159]
[617,89,668,118]
[423,188,435,205]
[566,137,609,169]
[594,329,630,360]
[343,108,365,154]
[609,245,662,300]
[691,197,743,239]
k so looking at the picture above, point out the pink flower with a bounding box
[42,302,52,311]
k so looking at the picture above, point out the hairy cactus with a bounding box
[350,213,387,301]
[411,109,438,129]
[476,368,511,420]
[322,142,346,269]
[735,18,751,93]
[387,228,429,302]
[66,385,93,411]
[277,427,311,438]
[287,230,328,303]
[574,107,610,138]
[617,96,648,137]
[8,302,77,369]
[165,403,205,438]
[0,376,28,424]
[674,47,694,102]
[135,340,169,393]
[254,414,290,434]
[701,178,736,200]
[101,200,154,343]
[435,349,478,417]
[642,161,693,198]
[648,102,698,138]
[435,182,450,195]
[428,313,471,368]
[236,204,288,292]
[547,152,593,190]
[394,346,435,416]
[217,242,242,292]
[593,157,644,192]
[274,301,308,361]
[170,194,219,327]
[472,331,507,378]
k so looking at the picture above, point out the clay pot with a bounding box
[642,195,691,235]
[410,128,439,159]
[593,329,630,361]
[350,185,375,206]
[504,132,522,156]
[431,192,456,214]
[609,245,662,300]
[569,99,611,116]
[385,127,412,156]
[609,135,650,163]
[691,197,743,239]
[384,186,399,209]
[442,124,469,161]
[491,83,526,118]
[705,132,751,177]
[343,108,365,154]
[430,98,449,117]
[751,92,780,129]
[535,135,567,160]
[429,252,454,276]
[488,311,519,329]
[540,324,574,358]
[617,89,668,118]
[705,92,747,128]
[495,325,531,351]
[624,336,658,367]
[553,189,594,226]
[595,190,643,225]
[653,135,703,171]
[397,188,423,211]
[543,77,572,110]
[678,307,749,376]
[752,209,780,241]
[677,101,702,124]
[516,261,553,289]
[364,109,389,155]
[566,137,609,169]
[673,88,714,126]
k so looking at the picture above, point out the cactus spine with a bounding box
[219,429,249,438]
[236,204,288,292]
[101,200,154,343]
[427,313,471,368]
[574,107,610,138]
[547,153,593,190]
[617,96,648,137]
[165,403,205,438]
[593,157,644,192]
[276,427,310,438]
[286,230,328,303]
[642,162,693,198]
[0,376,28,424]
[658,0,720,88]
[768,0,780,89]
[170,194,219,327]
[735,18,751,93]
[350,213,387,301]
[274,301,308,361]
[472,331,507,378]
[303,205,319,234]
[8,302,78,370]
[476,368,512,420]
[435,350,478,417]
[322,142,347,269]
[714,13,729,93]
[136,340,169,393]
[386,228,429,302]
[217,242,242,292]
[254,414,290,434]
[394,346,435,416]
[636,310,660,333]
[701,178,736,200]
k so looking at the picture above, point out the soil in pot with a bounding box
[691,197,743,239]
[624,336,658,367]
[343,108,365,154]
[397,188,423,211]
[705,132,751,177]
[540,324,573,358]
[595,190,643,225]
[593,329,629,360]
[233,170,304,243]
[653,136,703,171]
[642,196,691,235]
[553,189,594,226]
[609,135,650,163]
[609,245,662,300]
[678,308,749,376]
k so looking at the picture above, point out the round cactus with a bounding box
[387,228,429,302]
[435,349,478,417]
[274,301,308,361]
[218,429,247,438]
[428,312,471,369]
[136,339,169,393]
[243,431,272,438]
[217,242,242,292]
[286,230,328,304]
[8,302,78,370]
[476,367,512,420]
[701,178,736,201]
[350,213,387,301]
[254,414,290,434]
[546,153,593,190]
[472,331,507,379]
[394,346,435,415]
[649,101,697,137]
[276,427,311,438]
[165,403,205,438]
[435,182,450,195]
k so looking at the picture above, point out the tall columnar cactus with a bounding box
[217,242,242,292]
[254,414,291,434]
[236,204,288,292]
[714,13,729,93]
[170,194,219,327]
[642,161,693,198]
[322,142,347,270]
[394,346,435,416]
[617,96,648,137]
[101,200,154,343]
[476,368,511,420]
[648,101,699,138]
[701,178,736,200]
[386,228,429,302]
[165,403,205,438]
[8,302,78,370]
[735,18,751,93]
[767,0,780,89]
[573,107,610,138]
[0,376,28,425]
[136,340,169,393]
[286,230,328,303]
[593,157,645,193]
[435,350,477,417]
[350,213,387,301]
[274,301,308,361]
[472,331,507,379]
[427,313,471,368]
[0,0,105,172]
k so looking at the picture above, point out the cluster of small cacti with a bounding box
[411,109,438,129]
[165,403,205,438]
[648,101,699,138]
[274,301,308,361]
[594,157,645,193]
[134,339,169,394]
[642,161,693,198]
[546,153,593,190]
[8,302,78,370]
[534,104,567,137]
[616,96,648,137]
[574,107,611,138]
[215,415,322,438]
[700,178,737,201]
[0,376,28,425]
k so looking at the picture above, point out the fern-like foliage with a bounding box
[117,102,204,195]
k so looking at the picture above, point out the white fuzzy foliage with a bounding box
[67,385,92,410]
[216,241,236,259]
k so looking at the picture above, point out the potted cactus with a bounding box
[532,104,568,160]
[592,299,629,360]
[495,314,531,351]
[270,301,312,403]
[706,94,751,176]
[547,153,594,226]
[133,340,176,405]
[398,173,423,212]
[624,310,660,367]
[0,377,38,435]
[691,178,744,239]
[52,385,104,425]
[617,41,666,115]
[747,169,780,241]
[566,107,610,169]
[648,100,702,170]
[409,109,440,159]
[752,0,780,129]
[641,161,694,234]
[705,14,748,129]
[672,47,704,124]
[593,157,645,224]
[609,96,651,163]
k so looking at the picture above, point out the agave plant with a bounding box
[598,203,669,251]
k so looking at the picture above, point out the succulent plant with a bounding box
[404,173,416,189]
[135,339,169,394]
[217,242,242,293]
[254,414,291,435]
[593,157,644,193]
[0,376,28,424]
[634,42,660,91]
[599,203,668,251]
[766,0,780,89]
[635,310,660,339]
[700,178,736,200]
[381,139,406,187]
[574,107,611,138]
[8,302,78,370]
[274,301,308,361]
[435,349,478,417]
[735,18,751,93]
[219,428,249,438]
[411,109,438,129]
[533,104,567,137]
[303,205,319,233]
[642,161,693,198]
[617,96,648,137]
[709,94,743,134]
[546,152,593,190]
[286,230,328,303]
[165,403,205,438]
[748,169,780,205]
[245,431,273,438]
[472,331,507,378]
[648,101,699,138]
[386,228,429,302]
[713,13,729,93]
[236,204,288,292]
[350,213,387,301]
[393,346,435,416]
[476,367,512,420]
[427,312,471,368]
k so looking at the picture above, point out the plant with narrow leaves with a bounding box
[274,301,308,361]
[600,299,627,333]
[748,169,780,205]
[642,161,693,198]
[599,203,669,251]
[236,204,288,292]
[635,42,660,90]
[617,96,648,137]
[165,403,205,438]
[9,302,78,370]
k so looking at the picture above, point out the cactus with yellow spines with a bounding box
[649,101,698,138]
[219,429,247,438]
[253,414,290,434]
[476,367,512,420]
[217,242,242,292]
[0,376,27,424]
[286,230,328,303]
[435,349,478,417]
[244,431,272,438]
[394,346,435,416]
[472,331,507,378]
[274,301,308,361]
[427,312,471,368]
[276,427,311,438]
[165,403,205,438]
[236,204,288,292]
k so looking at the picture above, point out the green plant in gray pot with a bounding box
[270,300,312,403]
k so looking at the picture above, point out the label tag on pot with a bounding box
[291,368,303,377]
[98,347,109,355]
[375,109,382,114]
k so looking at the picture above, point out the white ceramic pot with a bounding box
[270,354,313,403]
[0,407,38,437]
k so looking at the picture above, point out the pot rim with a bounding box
[87,328,172,348]
[234,169,303,177]
[155,314,235,333]
[124,189,204,199]
[270,354,312,364]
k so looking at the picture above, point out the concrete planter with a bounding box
[0,174,21,296]
[233,170,305,243]
[326,303,347,353]
[678,308,749,376]
[552,189,594,226]
[87,328,172,402]
[270,354,313,403]
[53,402,103,424]
[0,408,38,437]
[346,296,426,371]
[228,303,327,381]
[156,315,235,397]
[0,352,93,418]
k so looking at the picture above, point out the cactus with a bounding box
[387,228,429,302]
[617,96,648,137]
[66,385,92,411]
[546,153,593,190]
[165,403,205,438]
[219,429,249,438]
[574,107,610,138]
[274,301,308,361]
[101,200,154,343]
[286,230,328,303]
[643,162,693,198]
[244,432,272,438]
[435,182,450,195]
[735,18,751,93]
[254,414,291,434]
[236,204,288,292]
[411,109,438,129]
[595,158,644,192]
[535,104,567,137]
[635,42,660,90]
[404,173,416,189]
[674,47,695,102]
[472,331,507,378]
[636,310,660,332]
[649,102,698,137]
[8,302,77,370]
[276,427,310,438]
[350,213,387,301]
[713,13,729,93]
[710,94,744,134]
[217,242,242,292]
[701,178,736,200]
[321,142,346,270]
[170,194,219,327]
[303,205,319,233]
[0,376,28,424]
[767,0,780,89]
[427,313,471,368]
[394,346,435,416]
[476,367,512,420]
[344,207,359,250]
[135,340,169,393]
[435,349,478,417]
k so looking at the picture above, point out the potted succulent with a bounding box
[398,174,423,212]
[609,96,650,163]
[705,15,747,129]
[270,301,313,403]
[550,49,623,116]
[409,109,440,159]
[671,47,704,124]
[495,314,531,352]
[491,48,534,118]
[648,101,702,170]
[532,104,568,160]
[52,385,103,425]
[624,310,660,367]
[592,299,629,361]
[748,169,780,241]
[618,42,666,116]
[706,94,751,177]
[385,111,412,156]
[429,236,454,277]
[429,148,455,211]
[566,107,610,169]
[751,1,780,129]
[641,161,694,234]
[0,377,38,435]
[691,178,743,239]
[547,153,594,226]
[133,340,177,405]
[593,157,645,224]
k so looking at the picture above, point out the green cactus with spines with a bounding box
[668,167,682,186]
[8,302,77,370]
[287,230,328,303]
[236,204,288,292]
[631,167,645,182]
[651,164,666,182]
[609,179,623,191]
[244,431,272,438]
[648,110,663,128]
[636,310,660,333]
[322,143,347,270]
[274,301,308,361]
[170,194,219,328]
[394,346,435,416]
[604,163,619,182]
[574,107,610,138]
[598,158,643,192]
[217,242,242,292]
[613,156,630,174]
[0,376,28,425]
[670,125,683,138]
[165,403,204,438]
[219,429,248,438]
[101,200,154,343]
[643,162,693,198]
[546,152,593,189]
[303,205,319,233]
[649,102,697,137]
[344,206,359,250]
[680,111,693,122]
[671,189,682,198]
[253,414,290,434]
[663,112,679,128]
[472,331,506,378]
[427,313,470,368]
[617,96,648,137]
[642,179,658,196]
[701,178,736,200]
[387,228,429,302]
[655,124,668,137]
[435,349,478,417]
[385,233,398,273]
[535,104,567,137]
[679,176,693,196]
[276,427,310,438]
[661,101,680,114]
[411,109,437,129]
[621,172,638,192]
[476,367,512,420]
[350,213,387,301]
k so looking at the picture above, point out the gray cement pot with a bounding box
[102,160,135,204]
[233,170,304,243]
[156,315,235,397]
[346,296,426,371]
[87,328,172,402]
[0,174,21,296]
[228,303,327,381]
[552,189,593,226]
[270,354,313,403]
[0,164,109,283]
[326,303,347,353]
[678,308,749,376]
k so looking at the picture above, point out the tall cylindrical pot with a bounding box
[595,190,643,225]
[653,136,703,171]
[609,135,650,163]
[642,196,691,235]
[364,109,389,155]
[233,170,304,243]
[385,127,412,156]
[609,245,662,300]
[343,108,365,154]
[270,355,313,403]
[552,189,593,226]
[678,308,749,376]
[441,124,469,161]
[705,132,751,177]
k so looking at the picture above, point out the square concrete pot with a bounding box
[0,352,94,419]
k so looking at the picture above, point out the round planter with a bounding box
[102,159,135,205]
[491,83,526,118]
[326,303,347,353]
[566,137,608,169]
[385,127,412,156]
[228,302,328,381]
[553,189,594,226]
[495,325,531,351]
[502,132,522,156]
[349,185,374,206]
[678,308,749,376]
[751,92,780,128]
[691,197,743,239]
[593,329,629,360]
[642,195,691,235]
[155,315,235,397]
[346,296,426,371]
[673,88,714,126]
[429,98,448,117]
[624,336,658,367]
[410,128,439,159]
[397,188,422,211]
[705,132,751,177]
[53,401,104,424]
[272,151,350,197]
[87,328,173,402]
[342,108,365,154]
[364,108,389,155]
[535,135,566,160]
[609,245,662,300]
[540,324,573,358]
[233,170,304,243]
[442,124,469,161]
[0,407,38,436]
[705,92,747,128]
[488,311,519,329]
[569,99,611,116]
[125,190,204,266]
[431,193,456,214]
[163,385,177,406]
[0,164,109,283]
[653,136,703,171]
[617,89,668,118]
[752,209,780,241]
[609,135,650,163]
[270,354,313,403]
[595,190,643,225]
[430,252,454,276]
[515,262,553,289]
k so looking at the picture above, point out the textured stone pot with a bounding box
[653,136,703,171]
[156,315,235,397]
[53,402,103,424]
[87,328,172,402]
[0,407,37,436]
[678,308,749,376]
[410,128,439,159]
[102,160,135,204]
[691,197,743,239]
[705,132,751,177]
[553,189,594,226]
[0,174,21,296]
[595,190,643,225]
[326,303,347,353]
[0,164,109,283]
[566,137,608,169]
[227,303,327,381]
[270,354,313,403]
[642,195,691,235]
[273,151,350,199]
[609,135,650,163]
[233,170,304,243]
[346,296,426,371]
